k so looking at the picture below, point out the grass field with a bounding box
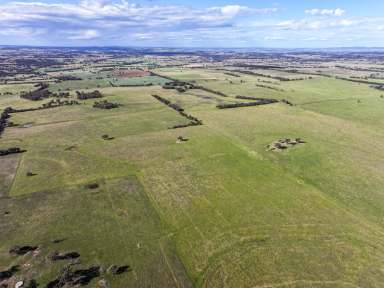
[1,67,384,287]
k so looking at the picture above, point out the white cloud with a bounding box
[0,0,279,44]
[0,0,382,47]
[264,36,285,41]
[67,29,100,40]
[305,8,345,17]
[277,19,357,30]
[0,1,274,26]
[219,5,247,17]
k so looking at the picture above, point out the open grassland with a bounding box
[1,67,384,287]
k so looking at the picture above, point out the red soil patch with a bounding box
[114,70,150,78]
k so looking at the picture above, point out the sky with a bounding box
[0,0,383,47]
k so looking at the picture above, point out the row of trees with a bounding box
[218,97,279,109]
[93,100,120,109]
[152,95,202,129]
[0,147,25,157]
[0,108,11,136]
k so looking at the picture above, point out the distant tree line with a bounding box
[54,75,82,81]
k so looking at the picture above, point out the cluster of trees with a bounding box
[93,100,120,109]
[21,89,51,101]
[51,92,70,98]
[0,108,12,136]
[76,90,103,100]
[162,81,195,93]
[20,83,51,101]
[268,138,306,151]
[374,84,384,91]
[152,95,202,129]
[40,99,80,109]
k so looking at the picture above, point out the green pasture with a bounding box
[1,66,384,287]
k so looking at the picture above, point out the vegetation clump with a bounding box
[162,81,195,92]
[50,251,81,261]
[0,265,19,281]
[93,100,121,109]
[218,97,278,109]
[152,94,184,112]
[51,92,70,98]
[101,134,114,140]
[46,265,100,288]
[20,83,51,101]
[281,99,294,106]
[0,107,12,136]
[41,99,80,109]
[106,265,132,275]
[54,75,82,81]
[9,245,38,255]
[267,138,306,151]
[85,183,99,189]
[76,90,103,100]
[0,147,25,156]
[177,136,189,142]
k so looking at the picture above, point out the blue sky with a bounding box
[0,0,383,47]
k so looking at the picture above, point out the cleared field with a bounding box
[1,65,384,288]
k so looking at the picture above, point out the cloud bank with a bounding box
[0,0,383,47]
